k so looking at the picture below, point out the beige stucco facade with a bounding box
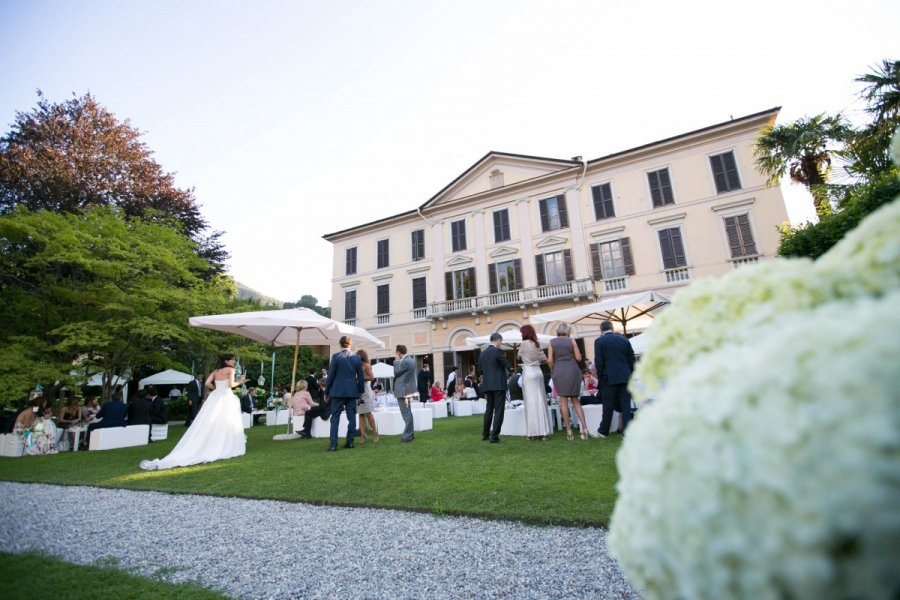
[324,108,789,384]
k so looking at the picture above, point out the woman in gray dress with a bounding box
[548,322,588,440]
[356,348,379,444]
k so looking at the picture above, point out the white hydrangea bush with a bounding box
[632,258,826,402]
[609,290,900,600]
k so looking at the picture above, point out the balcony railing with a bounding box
[427,278,594,318]
[664,267,691,283]
[731,255,760,268]
[603,277,628,293]
[411,307,427,320]
[343,318,357,326]
[376,314,390,325]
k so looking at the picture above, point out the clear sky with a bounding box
[1,0,897,306]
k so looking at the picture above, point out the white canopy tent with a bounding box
[371,362,395,378]
[138,369,193,390]
[530,290,673,335]
[465,331,554,349]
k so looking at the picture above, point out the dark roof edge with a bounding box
[586,106,781,166]
[323,208,418,240]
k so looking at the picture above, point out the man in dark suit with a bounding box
[323,335,365,452]
[241,387,261,425]
[593,320,637,438]
[127,391,152,426]
[416,363,433,407]
[478,333,511,443]
[150,393,168,425]
[305,369,322,402]
[86,391,128,445]
[508,368,524,402]
[393,344,417,443]
[185,372,204,427]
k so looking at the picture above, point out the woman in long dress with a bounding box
[548,322,589,441]
[140,354,246,470]
[355,348,379,444]
[518,325,552,440]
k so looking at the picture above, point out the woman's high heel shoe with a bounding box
[580,429,587,440]
[566,429,574,441]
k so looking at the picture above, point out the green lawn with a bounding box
[0,415,623,526]
[0,551,228,599]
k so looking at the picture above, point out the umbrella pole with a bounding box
[287,328,301,436]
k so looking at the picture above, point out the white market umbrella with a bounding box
[465,331,553,350]
[189,308,384,438]
[530,290,672,335]
[138,369,193,390]
[629,332,649,356]
[371,362,395,379]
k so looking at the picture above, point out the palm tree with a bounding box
[849,59,900,175]
[754,113,851,216]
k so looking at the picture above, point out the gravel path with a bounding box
[0,482,638,599]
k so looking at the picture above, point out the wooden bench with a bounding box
[88,425,150,451]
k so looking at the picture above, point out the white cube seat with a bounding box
[428,400,448,419]
[150,424,168,441]
[499,406,526,436]
[451,399,474,417]
[0,433,24,457]
[411,407,433,431]
[265,410,290,426]
[373,409,405,435]
[472,399,487,414]
[89,425,150,451]
[311,412,349,439]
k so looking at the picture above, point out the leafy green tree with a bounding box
[283,294,331,317]
[0,207,233,407]
[848,59,900,176]
[0,91,228,275]
[754,113,852,216]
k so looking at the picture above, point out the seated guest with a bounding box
[299,386,330,439]
[26,406,60,455]
[429,382,444,401]
[14,399,39,432]
[579,371,600,405]
[240,387,261,425]
[87,391,128,444]
[81,395,100,422]
[462,378,478,399]
[127,391,152,426]
[149,391,168,425]
[58,396,82,428]
[508,369,524,402]
[289,380,316,425]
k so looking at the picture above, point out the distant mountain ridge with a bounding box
[235,282,283,307]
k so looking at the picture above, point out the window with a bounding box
[445,267,476,300]
[535,250,573,286]
[590,238,635,279]
[412,277,427,309]
[539,195,569,232]
[376,239,389,269]
[411,229,425,261]
[344,290,357,320]
[488,259,522,294]
[648,168,675,208]
[345,247,357,275]
[658,227,687,269]
[591,183,615,220]
[493,209,511,242]
[376,284,390,315]
[710,151,742,193]
[451,219,467,252]
[723,214,757,258]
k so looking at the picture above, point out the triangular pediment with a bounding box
[488,246,518,258]
[422,152,579,210]
[446,255,474,268]
[536,235,568,249]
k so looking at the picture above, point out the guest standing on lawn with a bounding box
[356,348,379,444]
[548,322,588,441]
[593,320,636,438]
[478,333,511,444]
[393,344,417,444]
[323,335,365,452]
[185,372,204,427]
[518,325,551,441]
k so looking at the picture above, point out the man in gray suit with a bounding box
[392,344,417,443]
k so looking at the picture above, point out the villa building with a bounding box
[323,108,789,384]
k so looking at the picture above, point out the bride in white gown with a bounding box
[140,354,246,471]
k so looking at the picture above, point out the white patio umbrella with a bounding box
[189,308,384,438]
[371,362,395,378]
[530,290,673,335]
[465,331,554,350]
